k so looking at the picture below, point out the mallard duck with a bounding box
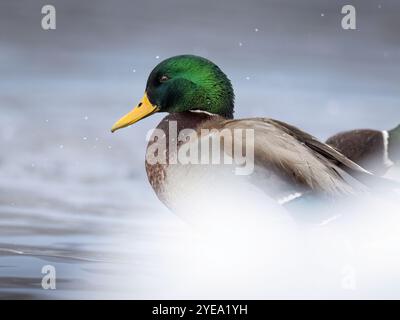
[111,55,388,211]
[326,125,400,176]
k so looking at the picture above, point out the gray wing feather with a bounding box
[212,118,370,196]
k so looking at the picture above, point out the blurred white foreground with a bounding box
[98,167,400,299]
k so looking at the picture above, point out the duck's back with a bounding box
[326,129,390,176]
[145,113,376,213]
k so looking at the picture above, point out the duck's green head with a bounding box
[111,55,234,132]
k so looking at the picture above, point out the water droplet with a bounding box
[84,116,89,120]
[239,42,243,47]
[83,137,87,141]
[321,13,325,17]
[59,144,64,149]
[245,76,250,80]
[254,28,259,32]
[156,55,160,59]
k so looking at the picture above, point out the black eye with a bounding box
[159,75,169,83]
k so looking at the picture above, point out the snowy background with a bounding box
[0,0,400,298]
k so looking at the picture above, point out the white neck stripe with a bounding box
[383,130,394,167]
[189,110,217,117]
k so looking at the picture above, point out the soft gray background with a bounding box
[0,0,399,298]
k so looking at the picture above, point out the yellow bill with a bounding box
[111,92,159,133]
